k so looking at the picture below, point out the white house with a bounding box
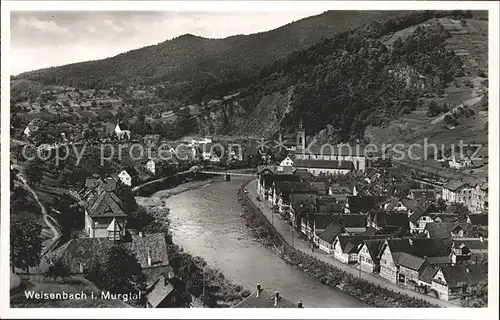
[280,157,294,167]
[448,153,472,169]
[442,180,472,205]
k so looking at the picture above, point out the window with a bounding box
[381,259,386,265]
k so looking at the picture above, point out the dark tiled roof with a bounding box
[290,194,316,212]
[453,239,488,251]
[419,266,438,284]
[293,159,353,170]
[294,144,367,156]
[426,256,452,265]
[346,196,388,213]
[311,181,328,194]
[312,214,336,230]
[425,222,467,239]
[234,290,297,308]
[437,265,487,288]
[443,180,468,191]
[395,252,427,271]
[429,213,459,223]
[331,214,367,228]
[127,234,169,269]
[364,239,386,260]
[409,201,437,223]
[410,189,436,200]
[262,174,300,189]
[369,211,409,230]
[47,233,169,274]
[386,238,452,259]
[318,223,343,243]
[85,190,126,218]
[147,274,175,308]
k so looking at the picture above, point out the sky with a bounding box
[10,11,323,75]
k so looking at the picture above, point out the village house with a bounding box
[442,180,473,205]
[332,235,368,264]
[318,215,368,254]
[280,157,294,167]
[448,152,472,169]
[257,172,301,202]
[234,284,302,308]
[46,232,170,281]
[344,196,388,214]
[24,118,47,138]
[469,181,488,213]
[83,181,127,239]
[468,213,488,226]
[407,201,438,234]
[408,189,436,201]
[294,145,368,172]
[451,238,488,264]
[293,158,353,176]
[289,193,317,228]
[430,265,486,301]
[328,183,357,196]
[271,181,318,214]
[424,222,469,239]
[146,273,191,308]
[317,223,348,254]
[366,210,410,234]
[378,238,452,284]
[302,213,335,242]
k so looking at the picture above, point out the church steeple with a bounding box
[296,117,305,150]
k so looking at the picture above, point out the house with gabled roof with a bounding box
[408,189,436,202]
[317,223,347,254]
[146,273,191,308]
[357,239,386,273]
[424,222,469,239]
[442,180,473,205]
[271,181,318,213]
[431,264,487,301]
[379,238,453,284]
[451,238,488,264]
[118,167,140,187]
[408,201,438,234]
[366,210,410,234]
[344,196,388,214]
[332,235,378,264]
[293,158,353,176]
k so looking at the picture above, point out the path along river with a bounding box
[147,177,368,308]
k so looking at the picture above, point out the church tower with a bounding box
[296,117,305,150]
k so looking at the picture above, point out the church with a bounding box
[292,119,367,173]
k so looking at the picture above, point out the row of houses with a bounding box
[442,179,488,213]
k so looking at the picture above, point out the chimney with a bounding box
[256,283,262,297]
[139,231,143,238]
[297,301,303,308]
[79,263,84,273]
[479,236,484,242]
[274,290,279,306]
[147,250,152,266]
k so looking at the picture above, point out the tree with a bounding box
[93,245,146,296]
[11,216,43,274]
[459,281,488,307]
[45,259,71,282]
[435,198,447,212]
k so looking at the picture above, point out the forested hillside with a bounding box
[194,10,477,142]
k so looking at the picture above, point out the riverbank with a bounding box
[240,181,444,308]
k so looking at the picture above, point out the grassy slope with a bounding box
[365,17,488,180]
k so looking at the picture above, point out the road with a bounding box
[245,179,459,308]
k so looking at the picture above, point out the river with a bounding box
[159,177,368,307]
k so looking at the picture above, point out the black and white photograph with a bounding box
[1,1,498,318]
